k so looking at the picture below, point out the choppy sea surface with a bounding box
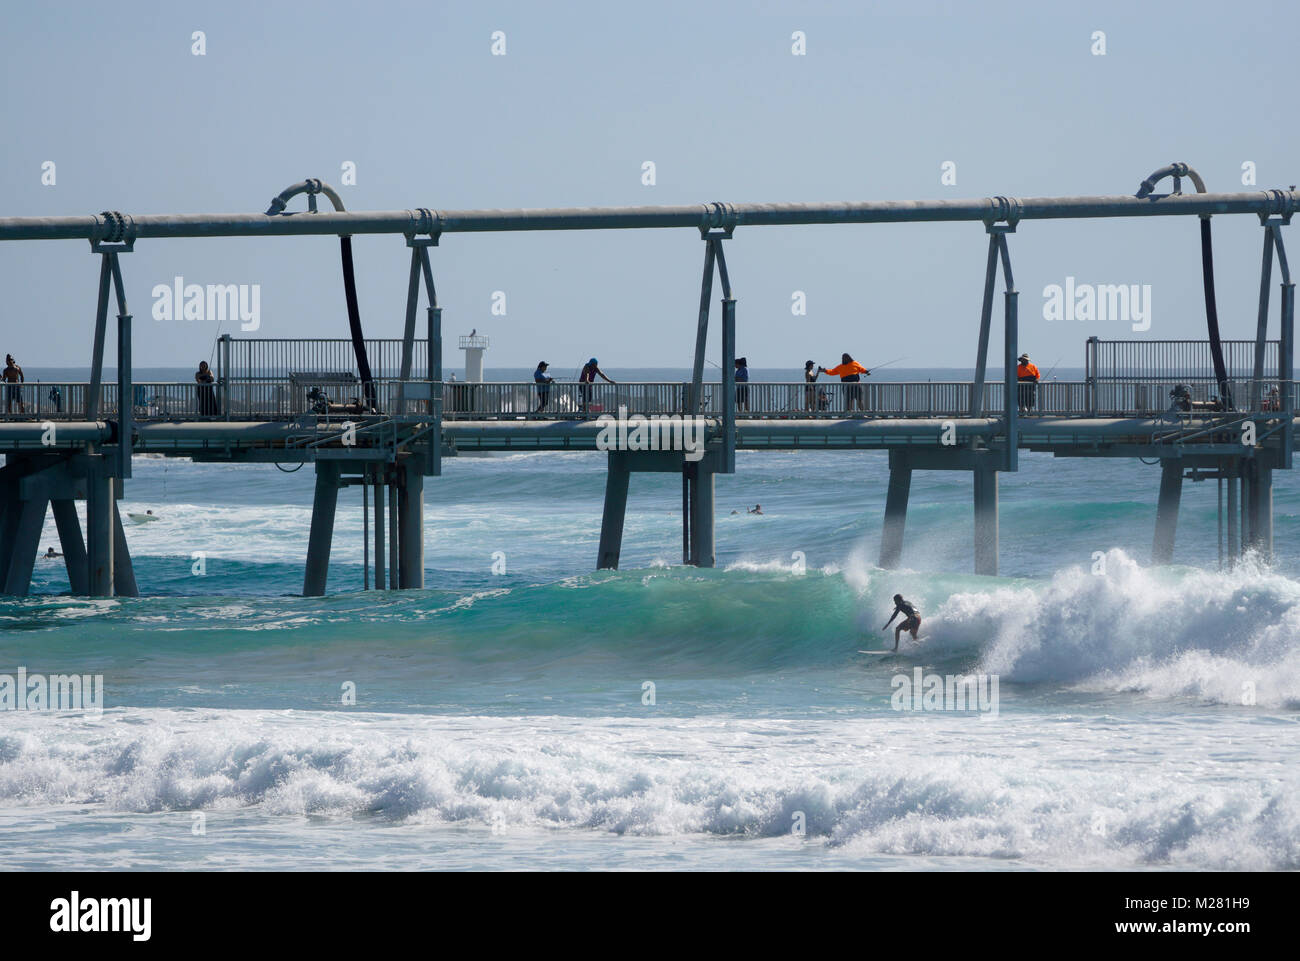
[1,368,1297,870]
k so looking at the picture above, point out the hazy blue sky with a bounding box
[2,0,1296,372]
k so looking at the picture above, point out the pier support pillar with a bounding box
[303,460,341,597]
[1226,467,1240,562]
[51,500,88,595]
[973,466,999,576]
[85,459,115,597]
[397,459,424,589]
[879,452,912,570]
[112,502,139,598]
[1152,461,1183,565]
[684,460,715,568]
[597,454,631,570]
[2,498,47,596]
[372,469,385,590]
[1245,461,1273,559]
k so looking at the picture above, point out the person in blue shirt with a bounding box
[734,356,750,412]
[533,361,554,412]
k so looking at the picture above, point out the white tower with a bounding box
[459,333,489,383]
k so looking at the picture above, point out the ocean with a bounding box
[1,368,1298,871]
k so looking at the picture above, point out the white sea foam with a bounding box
[0,708,1295,869]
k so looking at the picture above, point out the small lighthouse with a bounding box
[459,331,489,383]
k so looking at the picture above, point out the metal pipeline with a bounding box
[1135,163,1232,409]
[266,179,377,410]
[4,191,1300,242]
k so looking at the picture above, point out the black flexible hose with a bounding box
[340,237,376,410]
[1200,218,1233,410]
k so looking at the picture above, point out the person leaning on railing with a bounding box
[819,354,869,412]
[579,358,615,414]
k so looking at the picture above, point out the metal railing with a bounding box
[219,336,430,381]
[3,379,1293,423]
[1087,338,1280,378]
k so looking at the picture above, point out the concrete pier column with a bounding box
[372,469,385,590]
[685,461,715,568]
[973,466,999,576]
[1226,468,1239,561]
[2,498,48,596]
[879,453,912,569]
[51,499,88,595]
[0,487,19,590]
[303,460,341,597]
[1152,460,1183,564]
[85,460,115,597]
[112,501,139,598]
[597,454,631,570]
[1245,462,1273,559]
[397,460,424,589]
[388,482,399,589]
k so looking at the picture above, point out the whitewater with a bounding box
[1,444,1298,870]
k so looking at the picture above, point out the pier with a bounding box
[0,166,1295,595]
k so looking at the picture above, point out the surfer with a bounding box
[43,546,62,559]
[882,593,921,650]
[748,504,763,515]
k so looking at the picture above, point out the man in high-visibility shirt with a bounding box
[1016,352,1040,415]
[818,353,870,412]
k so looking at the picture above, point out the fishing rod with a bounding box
[1042,355,1064,380]
[866,356,905,373]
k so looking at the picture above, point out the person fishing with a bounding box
[1016,352,1040,416]
[533,361,554,412]
[578,357,615,414]
[882,593,921,650]
[819,353,869,412]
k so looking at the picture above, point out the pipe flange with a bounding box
[984,196,1021,230]
[699,202,736,238]
[89,210,135,251]
[405,208,442,246]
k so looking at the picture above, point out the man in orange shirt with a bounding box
[818,353,870,412]
[1016,352,1040,415]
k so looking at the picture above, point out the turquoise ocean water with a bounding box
[1,368,1297,870]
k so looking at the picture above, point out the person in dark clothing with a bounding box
[882,593,922,650]
[196,361,219,416]
[804,360,819,411]
[533,361,554,412]
[734,357,750,412]
[4,355,26,414]
[579,358,615,413]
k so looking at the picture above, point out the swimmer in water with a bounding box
[43,546,62,559]
[882,593,921,651]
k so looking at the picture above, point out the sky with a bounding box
[1,0,1296,372]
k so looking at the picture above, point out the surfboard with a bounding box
[127,513,159,524]
[858,649,897,655]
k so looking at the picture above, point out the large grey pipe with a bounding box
[3,191,1298,242]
